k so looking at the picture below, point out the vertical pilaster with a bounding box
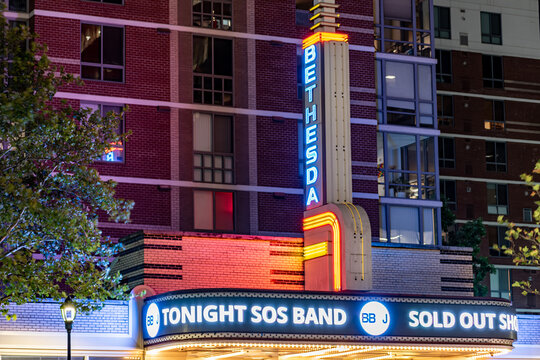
[247,0,258,234]
[169,0,180,230]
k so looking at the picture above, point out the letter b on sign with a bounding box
[359,301,390,336]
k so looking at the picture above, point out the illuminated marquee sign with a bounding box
[142,290,517,344]
[303,42,324,210]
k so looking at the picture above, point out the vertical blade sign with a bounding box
[304,43,324,210]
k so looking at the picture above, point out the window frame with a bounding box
[485,141,506,172]
[81,102,126,164]
[378,132,437,200]
[193,35,234,106]
[193,112,234,184]
[440,179,456,210]
[3,0,28,12]
[438,137,455,168]
[437,94,454,127]
[487,183,508,215]
[192,0,232,31]
[490,268,511,300]
[484,100,505,130]
[193,189,235,232]
[524,208,533,222]
[489,226,510,257]
[375,0,434,57]
[482,54,504,88]
[435,49,452,83]
[434,6,451,39]
[80,23,125,83]
[376,58,437,128]
[481,11,502,45]
[379,204,438,246]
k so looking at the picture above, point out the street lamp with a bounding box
[60,297,77,360]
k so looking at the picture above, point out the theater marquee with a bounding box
[143,290,517,346]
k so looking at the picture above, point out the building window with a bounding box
[440,179,456,210]
[485,141,506,172]
[375,0,432,57]
[86,0,123,4]
[438,137,455,168]
[435,49,452,83]
[3,0,27,11]
[481,12,502,45]
[487,183,508,215]
[193,36,233,106]
[81,24,124,82]
[376,59,435,127]
[193,0,232,30]
[437,95,454,127]
[489,226,510,257]
[490,268,511,300]
[194,190,234,231]
[434,6,451,39]
[484,100,505,130]
[524,208,533,222]
[81,103,124,163]
[482,55,503,88]
[193,112,233,184]
[296,0,312,26]
[297,51,303,100]
[378,133,436,200]
[379,205,436,245]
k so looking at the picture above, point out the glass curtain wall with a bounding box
[375,0,440,245]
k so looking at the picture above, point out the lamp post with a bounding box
[60,297,77,360]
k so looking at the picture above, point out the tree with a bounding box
[0,12,133,319]
[441,199,495,297]
[497,160,540,297]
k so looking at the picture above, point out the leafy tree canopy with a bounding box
[0,12,133,320]
[497,160,540,297]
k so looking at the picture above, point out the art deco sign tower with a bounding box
[302,0,372,292]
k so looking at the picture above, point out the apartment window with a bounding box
[435,49,452,83]
[193,0,232,30]
[481,12,502,45]
[524,208,533,222]
[378,133,436,200]
[482,55,503,88]
[376,59,435,127]
[438,137,455,168]
[485,142,506,172]
[375,0,432,57]
[86,0,123,3]
[379,205,436,245]
[440,179,456,210]
[193,36,233,106]
[193,190,234,231]
[434,6,451,39]
[3,0,27,11]
[81,103,125,163]
[490,268,511,300]
[489,226,510,257]
[296,0,312,26]
[487,183,508,215]
[193,112,233,184]
[484,100,505,130]
[437,95,454,127]
[81,24,124,82]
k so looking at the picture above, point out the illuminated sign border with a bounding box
[142,290,517,347]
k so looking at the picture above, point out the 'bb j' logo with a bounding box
[145,303,160,338]
[359,301,390,336]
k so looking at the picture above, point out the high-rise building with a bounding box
[0,0,535,358]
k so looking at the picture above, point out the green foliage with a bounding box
[0,12,133,319]
[453,219,495,297]
[497,160,540,297]
[441,200,494,297]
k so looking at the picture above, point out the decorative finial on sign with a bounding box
[310,0,340,32]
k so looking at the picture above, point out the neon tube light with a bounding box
[302,32,348,49]
[303,212,341,291]
[303,241,328,260]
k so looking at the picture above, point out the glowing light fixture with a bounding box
[302,32,348,49]
[303,241,328,261]
[303,212,341,291]
[385,75,396,80]
[204,351,246,360]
